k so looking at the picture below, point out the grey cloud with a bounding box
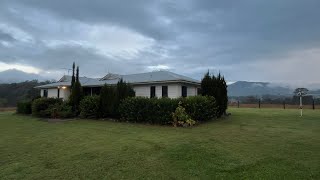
[0,30,15,42]
[0,0,319,85]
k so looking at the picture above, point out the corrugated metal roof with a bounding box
[35,70,200,88]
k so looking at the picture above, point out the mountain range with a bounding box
[228,81,320,97]
[0,69,319,97]
[0,69,44,83]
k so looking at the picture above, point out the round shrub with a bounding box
[17,101,32,114]
[32,98,62,118]
[182,96,218,122]
[79,95,100,118]
[51,102,74,119]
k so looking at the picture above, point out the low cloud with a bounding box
[0,0,319,87]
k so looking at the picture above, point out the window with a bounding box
[182,86,187,97]
[43,89,48,97]
[150,86,156,98]
[162,86,168,97]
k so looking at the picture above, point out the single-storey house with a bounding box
[35,70,201,100]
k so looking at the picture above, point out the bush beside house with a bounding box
[79,95,100,119]
[17,101,32,114]
[119,96,217,125]
[22,94,218,126]
[31,98,62,118]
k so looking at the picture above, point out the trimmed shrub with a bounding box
[181,96,217,122]
[32,98,62,118]
[119,96,217,125]
[80,95,100,118]
[17,101,32,114]
[172,103,196,127]
[51,102,74,119]
[119,97,179,124]
[154,98,179,124]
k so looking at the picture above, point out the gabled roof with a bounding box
[35,70,200,89]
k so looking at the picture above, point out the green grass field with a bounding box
[0,108,319,179]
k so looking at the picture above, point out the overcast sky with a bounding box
[0,0,319,85]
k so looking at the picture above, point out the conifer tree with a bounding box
[71,62,75,90]
[201,71,212,96]
[70,66,82,114]
[200,70,228,118]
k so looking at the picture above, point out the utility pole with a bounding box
[294,88,308,117]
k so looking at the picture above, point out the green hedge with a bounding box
[17,101,32,114]
[181,96,217,122]
[79,95,100,118]
[119,96,217,124]
[51,103,75,119]
[32,98,62,118]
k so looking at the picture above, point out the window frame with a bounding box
[43,89,48,98]
[181,86,187,97]
[162,86,168,98]
[150,86,156,98]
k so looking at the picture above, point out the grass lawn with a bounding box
[0,108,319,179]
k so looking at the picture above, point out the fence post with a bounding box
[313,99,315,110]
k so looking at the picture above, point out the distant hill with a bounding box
[228,81,294,97]
[0,69,44,83]
[0,80,52,107]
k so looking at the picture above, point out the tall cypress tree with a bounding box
[71,62,75,90]
[201,71,212,96]
[76,65,79,82]
[70,66,82,114]
[220,76,228,115]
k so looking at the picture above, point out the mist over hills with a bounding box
[228,81,320,97]
[0,69,45,83]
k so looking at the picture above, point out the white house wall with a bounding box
[40,83,199,100]
[47,89,58,98]
[40,88,70,100]
[60,88,70,100]
[132,83,197,98]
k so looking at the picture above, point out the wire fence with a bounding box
[229,102,319,109]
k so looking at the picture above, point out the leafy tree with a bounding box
[99,79,135,118]
[0,98,8,107]
[69,66,83,114]
[116,78,135,102]
[200,71,228,118]
[99,85,117,117]
[0,80,52,107]
[115,79,135,116]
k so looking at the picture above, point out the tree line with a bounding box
[0,80,53,107]
[200,71,228,117]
